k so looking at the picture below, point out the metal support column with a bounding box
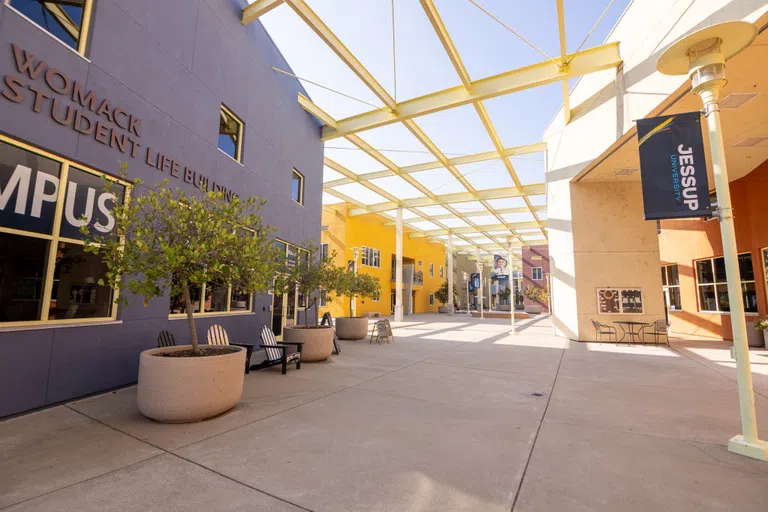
[394,208,403,322]
[448,233,454,315]
[476,248,483,320]
[509,242,516,335]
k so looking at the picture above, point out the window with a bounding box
[0,136,127,325]
[169,279,253,316]
[661,264,682,311]
[10,0,94,54]
[291,169,304,205]
[373,287,381,302]
[319,289,327,307]
[361,247,380,268]
[418,260,423,267]
[429,293,435,306]
[321,243,329,260]
[764,249,768,305]
[439,265,444,279]
[532,267,543,280]
[218,105,243,162]
[695,254,756,313]
[429,263,434,277]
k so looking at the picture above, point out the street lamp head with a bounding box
[657,21,756,80]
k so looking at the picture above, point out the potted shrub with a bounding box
[335,272,381,340]
[497,287,512,311]
[435,280,458,313]
[83,174,277,423]
[524,285,545,314]
[752,320,768,348]
[273,242,345,362]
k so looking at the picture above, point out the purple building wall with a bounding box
[0,0,323,417]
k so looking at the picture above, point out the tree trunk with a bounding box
[183,281,200,353]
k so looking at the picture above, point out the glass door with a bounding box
[271,288,297,341]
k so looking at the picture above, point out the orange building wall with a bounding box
[659,158,768,340]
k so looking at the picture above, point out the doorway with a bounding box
[271,288,297,341]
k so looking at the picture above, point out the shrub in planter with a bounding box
[273,242,345,361]
[82,171,278,422]
[752,319,768,348]
[336,272,381,340]
[524,285,546,313]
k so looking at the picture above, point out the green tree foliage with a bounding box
[273,241,346,328]
[339,272,381,316]
[434,280,458,305]
[524,285,546,303]
[82,171,279,353]
[497,287,511,302]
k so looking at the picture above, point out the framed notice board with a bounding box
[597,289,620,314]
[597,288,644,314]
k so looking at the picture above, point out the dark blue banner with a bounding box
[636,111,711,220]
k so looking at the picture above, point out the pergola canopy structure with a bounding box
[243,0,623,256]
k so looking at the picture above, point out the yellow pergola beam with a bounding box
[280,0,394,110]
[321,42,621,140]
[382,205,546,225]
[556,0,571,124]
[242,0,285,24]
[347,184,546,215]
[410,220,546,238]
[420,0,471,90]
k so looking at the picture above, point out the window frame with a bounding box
[661,264,682,312]
[7,0,95,56]
[0,133,130,327]
[321,243,329,260]
[429,263,434,277]
[218,104,244,163]
[532,267,543,281]
[694,253,756,314]
[168,283,254,319]
[763,248,768,308]
[429,293,435,306]
[291,169,304,205]
[361,246,380,268]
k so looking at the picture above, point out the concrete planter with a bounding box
[438,305,450,313]
[498,305,512,311]
[747,328,766,348]
[336,316,369,340]
[137,345,245,423]
[284,325,334,362]
[525,305,543,314]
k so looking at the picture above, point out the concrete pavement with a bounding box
[1,314,766,511]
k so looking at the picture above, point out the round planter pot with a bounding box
[336,316,369,340]
[498,305,512,312]
[137,345,245,423]
[284,325,334,362]
[438,305,450,314]
[525,305,543,314]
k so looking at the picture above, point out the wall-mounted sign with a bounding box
[469,273,480,293]
[1,43,236,201]
[636,112,711,220]
[597,288,644,314]
[0,140,123,238]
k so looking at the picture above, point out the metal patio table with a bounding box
[614,321,649,345]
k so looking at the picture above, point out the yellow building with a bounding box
[319,205,447,318]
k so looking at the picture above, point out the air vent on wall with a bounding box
[615,168,638,176]
[719,92,759,109]
[732,137,768,147]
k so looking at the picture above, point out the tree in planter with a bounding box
[340,271,381,316]
[434,280,458,305]
[273,242,346,329]
[81,174,279,354]
[498,286,512,304]
[524,285,545,304]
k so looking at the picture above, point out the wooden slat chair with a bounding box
[157,330,176,348]
[207,324,230,345]
[252,325,302,374]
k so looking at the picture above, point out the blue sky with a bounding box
[259,0,632,205]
